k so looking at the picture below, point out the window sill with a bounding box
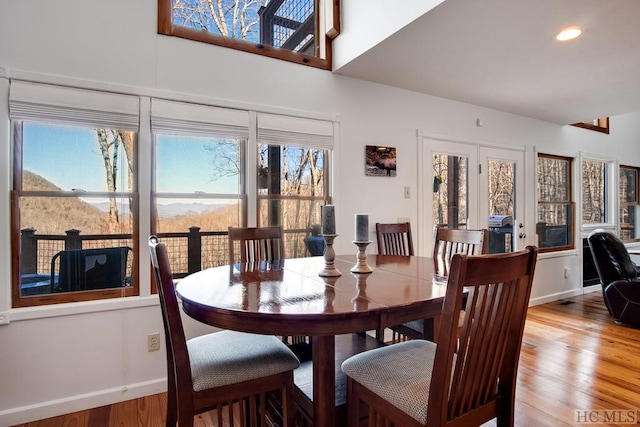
[7,295,159,323]
[537,248,578,260]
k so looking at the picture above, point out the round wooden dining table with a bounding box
[176,253,447,427]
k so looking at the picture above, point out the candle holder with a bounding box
[319,234,341,277]
[351,240,373,273]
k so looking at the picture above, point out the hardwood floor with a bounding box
[13,292,640,427]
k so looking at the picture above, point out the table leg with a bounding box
[422,317,436,341]
[312,335,335,427]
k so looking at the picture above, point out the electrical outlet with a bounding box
[147,333,160,351]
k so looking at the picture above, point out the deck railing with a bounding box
[20,226,315,280]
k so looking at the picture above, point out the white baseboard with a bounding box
[0,378,166,426]
[529,285,600,307]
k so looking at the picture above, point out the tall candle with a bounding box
[322,205,336,235]
[355,213,369,242]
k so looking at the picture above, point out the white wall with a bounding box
[1,0,640,424]
[332,0,445,70]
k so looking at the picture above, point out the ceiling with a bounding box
[334,0,640,125]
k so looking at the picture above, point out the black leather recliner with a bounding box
[587,230,640,327]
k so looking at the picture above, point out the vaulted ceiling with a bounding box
[334,0,640,125]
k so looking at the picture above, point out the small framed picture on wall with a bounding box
[365,145,396,177]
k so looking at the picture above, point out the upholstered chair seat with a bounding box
[188,331,300,392]
[342,340,436,424]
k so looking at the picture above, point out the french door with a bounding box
[418,138,525,256]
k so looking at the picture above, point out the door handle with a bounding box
[519,233,526,239]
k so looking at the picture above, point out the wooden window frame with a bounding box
[11,122,140,308]
[619,165,640,242]
[571,117,610,134]
[537,153,575,253]
[157,0,339,70]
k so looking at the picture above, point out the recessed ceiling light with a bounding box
[556,26,583,41]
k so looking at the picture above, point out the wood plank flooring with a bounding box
[13,292,640,427]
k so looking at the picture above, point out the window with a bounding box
[620,165,640,241]
[151,100,247,277]
[9,83,335,307]
[10,82,139,307]
[571,117,610,134]
[158,0,339,70]
[256,112,332,257]
[536,154,574,251]
[582,158,608,224]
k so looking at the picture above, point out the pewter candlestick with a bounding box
[351,240,373,273]
[319,234,341,277]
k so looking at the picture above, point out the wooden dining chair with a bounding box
[432,227,489,276]
[148,236,300,427]
[228,226,310,356]
[376,222,414,256]
[388,227,489,343]
[228,225,285,269]
[342,246,538,427]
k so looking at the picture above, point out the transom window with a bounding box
[158,0,340,69]
[571,117,610,134]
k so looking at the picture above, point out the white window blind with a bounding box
[257,112,334,149]
[151,99,249,139]
[9,81,139,130]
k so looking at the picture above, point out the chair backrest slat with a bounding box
[376,222,414,256]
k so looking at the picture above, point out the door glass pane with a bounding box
[432,154,468,229]
[487,159,515,253]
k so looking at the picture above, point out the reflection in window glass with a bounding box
[432,154,468,228]
[582,159,607,223]
[620,166,640,241]
[536,154,573,251]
